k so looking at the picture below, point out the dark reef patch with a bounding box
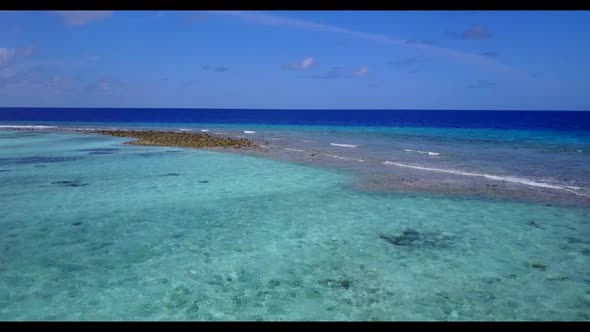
[71,222,83,226]
[51,180,89,187]
[566,237,590,245]
[0,156,84,165]
[34,165,46,168]
[530,263,547,271]
[198,180,209,184]
[379,228,455,249]
[526,220,543,229]
[135,153,160,158]
[321,278,353,289]
[0,169,11,172]
[160,173,181,177]
[88,151,114,155]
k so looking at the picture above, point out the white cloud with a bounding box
[213,11,528,79]
[281,57,316,70]
[352,66,369,77]
[0,48,18,68]
[0,47,35,69]
[52,11,112,26]
[301,57,314,69]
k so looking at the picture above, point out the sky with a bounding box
[0,10,589,110]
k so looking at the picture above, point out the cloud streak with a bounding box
[281,57,315,70]
[305,66,369,79]
[449,25,491,40]
[212,11,526,79]
[52,11,113,26]
[389,57,428,67]
[0,48,18,69]
[0,47,35,69]
[202,65,229,72]
[0,65,72,97]
[352,66,369,77]
[468,79,497,89]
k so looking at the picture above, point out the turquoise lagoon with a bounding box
[0,129,589,321]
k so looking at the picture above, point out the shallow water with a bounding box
[0,130,589,321]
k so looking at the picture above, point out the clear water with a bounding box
[4,121,590,191]
[1,129,589,321]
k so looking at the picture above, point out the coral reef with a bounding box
[94,130,258,150]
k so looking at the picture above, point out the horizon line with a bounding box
[0,107,588,112]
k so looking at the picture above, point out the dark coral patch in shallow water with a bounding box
[136,153,160,158]
[527,220,543,229]
[321,278,353,289]
[160,173,181,177]
[88,151,114,155]
[0,169,11,172]
[64,183,89,187]
[566,237,590,245]
[0,156,84,165]
[531,263,547,271]
[198,180,209,184]
[379,228,455,249]
[51,180,89,187]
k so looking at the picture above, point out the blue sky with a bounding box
[1,10,589,110]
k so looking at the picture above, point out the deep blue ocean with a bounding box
[1,108,589,131]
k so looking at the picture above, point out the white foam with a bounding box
[382,161,589,196]
[324,153,354,161]
[302,140,315,143]
[284,148,305,152]
[213,132,226,135]
[201,129,210,132]
[178,128,191,131]
[0,125,57,129]
[70,128,98,131]
[330,143,358,148]
[406,149,440,156]
[243,130,256,134]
